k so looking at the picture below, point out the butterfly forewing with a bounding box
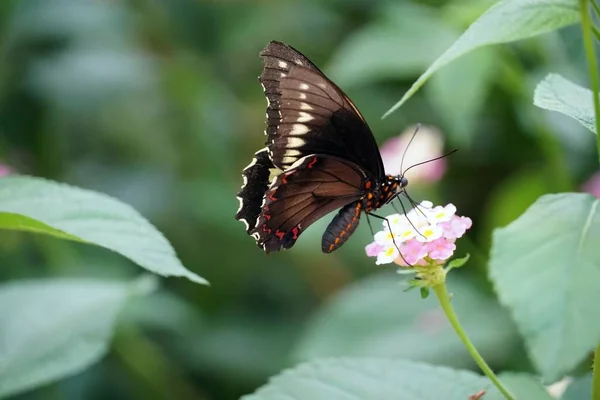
[259,41,384,177]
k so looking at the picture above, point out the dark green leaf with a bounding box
[295,272,519,369]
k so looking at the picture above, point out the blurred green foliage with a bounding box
[0,0,596,399]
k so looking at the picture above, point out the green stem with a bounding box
[580,0,600,162]
[433,283,515,400]
[591,0,600,17]
[593,344,600,400]
[593,25,600,42]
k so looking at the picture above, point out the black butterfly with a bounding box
[235,41,408,253]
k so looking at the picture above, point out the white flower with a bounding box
[383,213,408,229]
[376,245,398,265]
[374,230,397,246]
[427,204,456,224]
[393,223,418,242]
[406,207,431,229]
[415,223,443,243]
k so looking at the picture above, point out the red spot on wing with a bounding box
[307,157,318,168]
[275,230,285,240]
[268,191,277,201]
[291,226,300,239]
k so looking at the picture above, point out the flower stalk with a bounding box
[433,282,516,400]
[593,343,600,400]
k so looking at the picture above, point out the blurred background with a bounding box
[0,0,597,399]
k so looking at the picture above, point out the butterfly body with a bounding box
[235,41,408,254]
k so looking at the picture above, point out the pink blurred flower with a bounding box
[439,216,472,240]
[365,241,383,257]
[582,171,600,198]
[397,239,428,266]
[425,238,456,260]
[379,124,446,183]
[0,163,13,177]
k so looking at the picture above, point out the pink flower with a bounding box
[0,163,13,177]
[365,241,384,257]
[425,238,456,260]
[582,171,600,198]
[379,124,446,184]
[439,215,472,240]
[366,201,472,269]
[396,239,428,266]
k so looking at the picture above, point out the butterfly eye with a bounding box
[400,176,408,188]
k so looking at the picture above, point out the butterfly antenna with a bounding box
[401,148,458,179]
[399,123,421,177]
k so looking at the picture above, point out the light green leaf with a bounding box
[0,176,207,284]
[489,193,600,381]
[326,3,457,88]
[294,272,519,369]
[534,73,596,134]
[561,374,592,399]
[383,0,580,118]
[446,253,471,271]
[242,358,492,400]
[495,373,554,399]
[0,275,156,398]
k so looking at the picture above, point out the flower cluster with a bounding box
[365,201,472,267]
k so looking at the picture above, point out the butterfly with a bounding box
[235,41,409,254]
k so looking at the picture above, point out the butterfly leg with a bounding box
[365,213,375,236]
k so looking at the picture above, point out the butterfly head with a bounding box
[384,174,408,194]
[398,175,408,190]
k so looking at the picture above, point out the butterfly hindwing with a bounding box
[251,154,365,253]
[235,148,275,234]
[259,41,384,177]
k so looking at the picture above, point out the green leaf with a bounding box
[242,358,493,400]
[495,373,554,399]
[327,3,457,88]
[446,253,471,271]
[561,374,592,399]
[0,275,156,398]
[383,0,580,118]
[534,73,596,134]
[0,176,208,285]
[489,193,600,381]
[294,272,519,369]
